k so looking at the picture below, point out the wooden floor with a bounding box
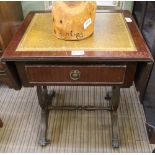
[0,85,155,153]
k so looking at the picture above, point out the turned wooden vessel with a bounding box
[52,1,96,40]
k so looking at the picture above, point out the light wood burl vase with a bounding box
[52,1,96,40]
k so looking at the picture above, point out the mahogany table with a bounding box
[1,10,154,148]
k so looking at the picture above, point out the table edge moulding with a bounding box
[2,10,153,61]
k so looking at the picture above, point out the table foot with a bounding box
[39,138,51,146]
[112,139,119,148]
[37,86,55,146]
[105,91,112,100]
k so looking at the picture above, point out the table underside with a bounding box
[16,13,136,52]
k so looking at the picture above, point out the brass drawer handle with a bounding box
[70,70,80,80]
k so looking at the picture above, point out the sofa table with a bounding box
[1,10,153,148]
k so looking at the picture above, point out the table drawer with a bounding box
[24,65,126,85]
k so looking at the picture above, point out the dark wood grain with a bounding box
[25,65,126,84]
[0,63,4,70]
[15,62,136,87]
[0,1,23,88]
[0,1,23,50]
[0,118,3,128]
[0,74,13,86]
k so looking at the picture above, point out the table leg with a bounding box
[37,86,55,146]
[111,86,120,148]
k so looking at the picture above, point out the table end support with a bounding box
[37,86,55,146]
[111,86,120,148]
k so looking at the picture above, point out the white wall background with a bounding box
[21,1,134,18]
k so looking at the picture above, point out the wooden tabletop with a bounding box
[2,10,153,62]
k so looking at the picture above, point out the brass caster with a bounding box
[105,92,112,100]
[39,139,51,146]
[112,139,119,148]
